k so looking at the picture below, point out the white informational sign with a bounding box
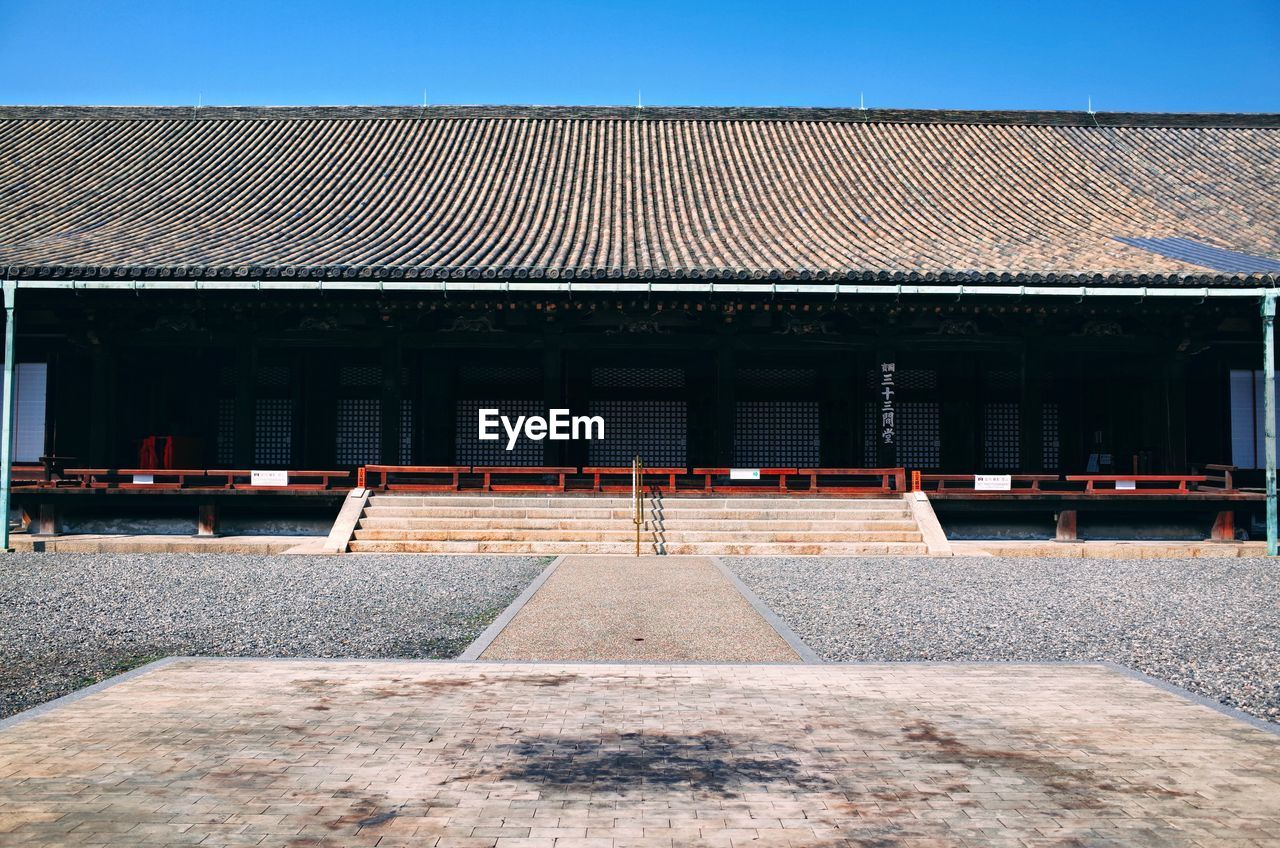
[132,474,154,485]
[1115,479,1137,490]
[251,470,289,487]
[729,469,761,481]
[974,474,1011,491]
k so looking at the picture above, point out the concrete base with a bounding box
[952,540,1268,558]
[8,534,323,554]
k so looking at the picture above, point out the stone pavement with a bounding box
[1,659,1278,847]
[479,556,799,662]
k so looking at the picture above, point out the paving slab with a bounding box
[479,555,800,662]
[1,659,1277,847]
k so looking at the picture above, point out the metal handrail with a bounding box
[632,456,644,556]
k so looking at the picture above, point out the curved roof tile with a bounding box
[0,105,1277,284]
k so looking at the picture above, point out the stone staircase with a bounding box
[345,493,928,555]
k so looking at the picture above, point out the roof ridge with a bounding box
[0,104,1277,128]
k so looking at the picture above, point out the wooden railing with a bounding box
[1064,474,1209,494]
[360,465,908,495]
[919,474,1060,492]
[32,468,353,490]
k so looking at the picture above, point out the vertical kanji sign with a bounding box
[880,362,896,447]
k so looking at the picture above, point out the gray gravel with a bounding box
[729,557,1280,724]
[0,553,547,718]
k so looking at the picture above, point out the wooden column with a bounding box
[542,335,564,465]
[301,349,334,468]
[380,336,403,465]
[1164,355,1188,472]
[197,502,219,537]
[36,502,59,536]
[89,344,117,465]
[822,357,854,467]
[421,350,453,464]
[1019,342,1043,474]
[1055,509,1078,542]
[1210,509,1236,542]
[714,335,736,466]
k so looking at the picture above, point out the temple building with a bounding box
[0,105,1277,546]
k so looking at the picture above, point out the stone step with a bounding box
[661,542,929,556]
[347,539,928,555]
[355,517,921,532]
[362,506,912,521]
[351,528,924,542]
[370,495,905,508]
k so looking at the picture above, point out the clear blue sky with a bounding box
[1,0,1277,112]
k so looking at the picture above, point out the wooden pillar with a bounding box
[562,347,591,468]
[1210,509,1236,542]
[302,349,334,468]
[823,357,854,467]
[1055,509,1078,542]
[196,502,219,537]
[543,336,564,465]
[36,502,58,536]
[232,343,257,467]
[380,336,403,465]
[1164,355,1188,472]
[714,335,735,466]
[89,344,116,465]
[422,349,453,465]
[1019,342,1043,474]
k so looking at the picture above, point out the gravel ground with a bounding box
[0,553,547,719]
[729,557,1280,724]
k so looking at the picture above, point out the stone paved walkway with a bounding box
[480,556,799,662]
[2,659,1278,847]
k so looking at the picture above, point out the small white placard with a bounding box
[729,468,761,481]
[974,474,1011,491]
[1115,479,1137,490]
[132,474,154,485]
[251,470,289,487]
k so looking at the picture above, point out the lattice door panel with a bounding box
[734,401,820,467]
[214,399,235,465]
[400,399,415,465]
[897,402,941,469]
[862,403,879,466]
[254,399,294,466]
[862,392,941,468]
[587,400,687,466]
[982,402,1021,471]
[336,399,382,466]
[1042,402,1061,470]
[455,400,545,466]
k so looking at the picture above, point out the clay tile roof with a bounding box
[0,105,1277,286]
